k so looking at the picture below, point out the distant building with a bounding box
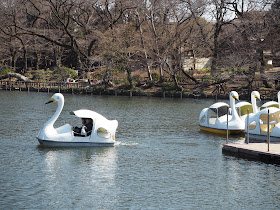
[183,57,213,71]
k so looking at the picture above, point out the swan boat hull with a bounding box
[244,134,280,143]
[37,138,114,147]
[200,126,244,135]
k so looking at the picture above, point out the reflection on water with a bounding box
[0,91,279,209]
[36,147,118,208]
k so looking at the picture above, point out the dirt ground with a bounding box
[124,67,280,99]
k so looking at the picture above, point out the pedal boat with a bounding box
[37,93,118,147]
[199,91,244,135]
[245,107,280,142]
[235,91,261,121]
[260,91,280,110]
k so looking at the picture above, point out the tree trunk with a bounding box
[247,65,256,96]
[257,47,265,74]
[35,52,41,70]
[181,69,200,84]
[126,67,134,89]
[159,64,164,83]
[23,49,27,73]
[171,74,181,90]
[191,50,196,72]
[149,10,163,81]
[135,10,152,81]
[0,72,31,82]
[11,50,18,72]
[54,47,62,68]
[257,47,270,87]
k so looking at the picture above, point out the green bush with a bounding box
[92,71,104,81]
[162,82,177,91]
[52,67,78,82]
[199,68,211,73]
[201,74,214,80]
[27,70,46,81]
[176,75,184,82]
[119,78,135,90]
[151,73,160,81]
[144,80,156,89]
[0,68,13,75]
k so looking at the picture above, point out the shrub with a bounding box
[92,69,104,81]
[0,68,13,75]
[201,74,214,80]
[176,75,184,82]
[52,67,78,82]
[119,78,135,90]
[132,75,141,84]
[162,82,177,91]
[151,73,160,81]
[27,70,46,81]
[199,68,211,73]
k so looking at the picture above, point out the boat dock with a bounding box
[222,143,280,164]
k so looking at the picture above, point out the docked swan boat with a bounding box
[37,93,118,147]
[199,91,244,135]
[245,107,280,142]
[235,91,261,121]
[260,91,280,110]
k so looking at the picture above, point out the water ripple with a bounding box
[0,92,279,209]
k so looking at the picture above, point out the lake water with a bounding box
[0,91,279,209]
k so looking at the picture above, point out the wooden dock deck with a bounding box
[222,143,280,164]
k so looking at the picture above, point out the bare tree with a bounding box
[266,0,280,60]
[226,0,274,90]
[0,0,27,72]
[135,8,153,81]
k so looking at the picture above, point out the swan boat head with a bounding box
[251,91,261,113]
[215,91,244,130]
[228,91,239,120]
[37,93,66,141]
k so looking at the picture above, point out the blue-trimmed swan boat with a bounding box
[37,93,118,147]
[199,91,244,135]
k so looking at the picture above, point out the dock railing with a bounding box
[246,109,250,144]
[0,80,89,92]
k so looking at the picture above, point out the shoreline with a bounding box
[1,80,279,100]
[0,85,230,99]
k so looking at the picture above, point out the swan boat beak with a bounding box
[45,98,55,104]
[233,96,239,101]
[255,95,261,101]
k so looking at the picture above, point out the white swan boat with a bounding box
[245,107,280,142]
[235,91,261,121]
[37,93,118,147]
[260,91,280,110]
[199,91,244,135]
